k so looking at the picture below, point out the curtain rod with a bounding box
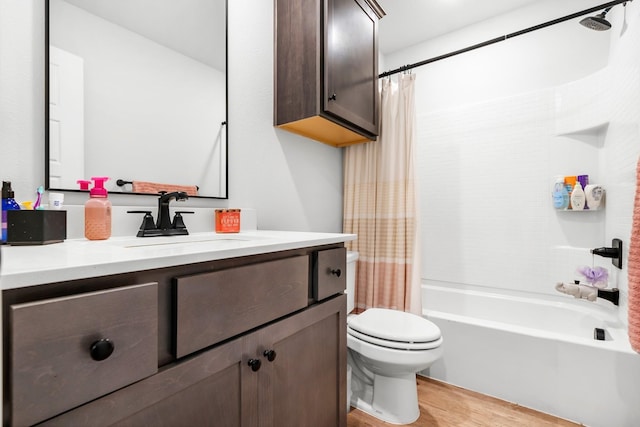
[379,0,631,78]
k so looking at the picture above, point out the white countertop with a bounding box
[0,230,356,290]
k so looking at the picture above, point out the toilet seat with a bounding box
[348,327,443,350]
[347,308,442,350]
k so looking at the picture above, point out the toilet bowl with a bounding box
[345,251,443,425]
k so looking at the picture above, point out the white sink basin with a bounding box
[112,233,259,248]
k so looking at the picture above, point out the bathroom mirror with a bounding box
[45,0,228,199]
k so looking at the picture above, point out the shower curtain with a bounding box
[343,73,421,315]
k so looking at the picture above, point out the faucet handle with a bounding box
[127,210,157,236]
[127,210,155,229]
[172,211,194,230]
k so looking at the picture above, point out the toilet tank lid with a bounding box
[347,251,359,263]
[348,308,441,343]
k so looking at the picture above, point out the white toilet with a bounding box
[346,251,443,425]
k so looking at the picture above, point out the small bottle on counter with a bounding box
[2,181,21,244]
[84,177,112,240]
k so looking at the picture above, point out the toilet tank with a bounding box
[346,251,359,313]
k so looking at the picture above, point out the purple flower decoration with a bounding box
[577,266,609,288]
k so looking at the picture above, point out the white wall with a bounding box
[385,0,640,326]
[384,0,612,112]
[0,0,344,233]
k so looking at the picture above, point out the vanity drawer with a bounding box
[313,247,347,301]
[10,283,158,427]
[175,255,309,358]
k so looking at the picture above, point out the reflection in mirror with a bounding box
[46,0,227,198]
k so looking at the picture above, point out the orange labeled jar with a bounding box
[215,209,241,233]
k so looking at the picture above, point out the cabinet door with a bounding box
[324,0,379,135]
[110,339,246,427]
[256,295,347,427]
[40,338,250,427]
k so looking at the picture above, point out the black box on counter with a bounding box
[7,210,67,245]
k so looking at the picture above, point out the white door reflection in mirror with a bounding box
[49,46,84,190]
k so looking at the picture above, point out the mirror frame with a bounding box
[44,0,229,199]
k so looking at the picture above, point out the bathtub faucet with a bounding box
[555,281,619,306]
[597,288,619,306]
[591,238,622,269]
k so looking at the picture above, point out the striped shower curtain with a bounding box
[343,73,421,315]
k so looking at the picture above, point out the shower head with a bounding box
[579,7,612,31]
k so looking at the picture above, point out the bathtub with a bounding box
[421,282,640,427]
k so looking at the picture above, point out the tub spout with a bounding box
[597,288,619,306]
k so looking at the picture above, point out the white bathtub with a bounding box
[421,282,640,427]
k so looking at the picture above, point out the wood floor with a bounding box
[346,377,583,427]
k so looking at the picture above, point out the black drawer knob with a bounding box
[248,358,262,372]
[330,268,342,277]
[329,93,337,101]
[90,338,114,361]
[263,349,277,362]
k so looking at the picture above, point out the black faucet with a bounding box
[597,288,620,306]
[157,191,189,230]
[127,191,193,237]
[591,238,623,269]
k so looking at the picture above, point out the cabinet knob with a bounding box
[90,338,114,361]
[263,349,277,362]
[329,93,337,101]
[248,358,262,372]
[330,268,342,277]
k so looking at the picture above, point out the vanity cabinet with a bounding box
[2,244,347,427]
[275,0,385,147]
[40,295,346,427]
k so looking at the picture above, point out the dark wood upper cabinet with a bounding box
[275,0,385,147]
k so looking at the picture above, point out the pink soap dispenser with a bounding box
[84,176,112,240]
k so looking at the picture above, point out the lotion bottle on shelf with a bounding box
[84,176,112,240]
[552,176,569,209]
[564,176,576,209]
[570,181,586,211]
